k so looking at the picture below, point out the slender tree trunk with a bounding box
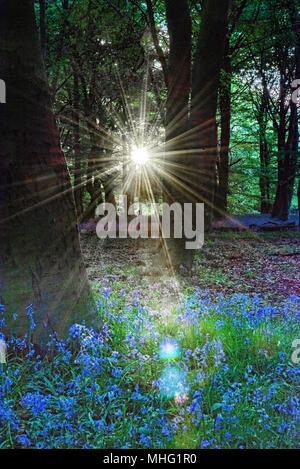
[0,0,95,343]
[287,103,298,207]
[298,178,300,226]
[259,137,271,214]
[259,79,271,214]
[84,118,103,221]
[272,3,300,220]
[272,101,298,220]
[215,37,231,219]
[190,0,230,228]
[272,75,289,219]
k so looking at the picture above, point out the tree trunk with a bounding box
[0,0,95,343]
[215,37,231,219]
[73,73,83,218]
[160,0,192,271]
[259,136,271,214]
[259,78,271,214]
[272,123,298,222]
[165,0,191,147]
[271,76,287,218]
[190,0,230,228]
[272,2,300,220]
[272,105,298,220]
[84,118,104,221]
[298,178,300,226]
[39,0,47,60]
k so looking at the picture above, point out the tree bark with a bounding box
[39,0,47,60]
[272,2,300,220]
[215,36,231,219]
[73,72,83,217]
[298,178,300,226]
[272,96,298,220]
[84,118,104,221]
[190,0,230,228]
[160,0,192,271]
[259,74,271,214]
[0,0,95,343]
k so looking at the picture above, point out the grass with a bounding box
[0,288,299,449]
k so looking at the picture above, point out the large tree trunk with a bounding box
[0,0,95,343]
[159,0,192,271]
[164,0,191,145]
[190,0,230,228]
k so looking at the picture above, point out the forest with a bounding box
[0,0,299,451]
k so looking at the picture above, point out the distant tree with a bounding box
[148,0,229,270]
[272,0,300,220]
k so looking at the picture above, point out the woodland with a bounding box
[0,0,299,450]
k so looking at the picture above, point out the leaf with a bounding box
[211,402,222,412]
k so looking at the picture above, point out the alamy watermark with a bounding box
[0,79,6,103]
[291,79,300,105]
[95,195,204,250]
[291,339,300,365]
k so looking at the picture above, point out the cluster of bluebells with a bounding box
[0,288,299,449]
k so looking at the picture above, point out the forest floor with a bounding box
[81,229,300,310]
[3,228,299,449]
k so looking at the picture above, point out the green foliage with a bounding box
[33,0,300,218]
[0,290,299,449]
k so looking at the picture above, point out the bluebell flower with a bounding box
[215,413,224,430]
[16,434,31,448]
[21,392,51,416]
[26,304,36,330]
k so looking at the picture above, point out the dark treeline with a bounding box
[35,0,300,223]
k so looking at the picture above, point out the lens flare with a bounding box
[159,338,181,360]
[158,365,189,399]
[174,392,188,405]
[131,146,149,166]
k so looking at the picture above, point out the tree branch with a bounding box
[145,0,168,87]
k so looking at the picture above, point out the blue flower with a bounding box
[102,287,111,299]
[26,304,36,330]
[21,392,51,416]
[215,413,224,430]
[16,434,31,448]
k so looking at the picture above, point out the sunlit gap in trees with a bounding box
[101,57,185,280]
[131,145,150,166]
